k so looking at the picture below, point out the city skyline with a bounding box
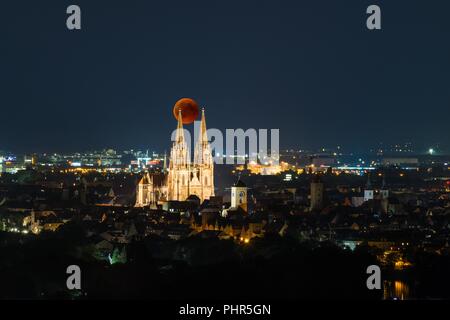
[0,141,447,156]
[3,0,450,307]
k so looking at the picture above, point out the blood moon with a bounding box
[173,98,200,124]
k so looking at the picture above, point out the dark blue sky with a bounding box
[1,1,449,153]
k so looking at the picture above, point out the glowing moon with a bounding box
[173,98,200,124]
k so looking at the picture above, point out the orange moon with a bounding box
[173,98,200,124]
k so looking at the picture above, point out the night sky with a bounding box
[1,1,449,153]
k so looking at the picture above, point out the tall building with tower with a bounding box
[310,174,324,211]
[231,178,248,212]
[135,106,214,206]
[364,173,374,202]
[380,175,389,199]
[380,175,390,214]
[136,173,167,207]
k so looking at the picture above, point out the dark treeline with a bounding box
[0,222,448,300]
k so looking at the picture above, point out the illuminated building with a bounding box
[167,108,214,202]
[236,160,289,175]
[136,108,214,206]
[135,172,167,207]
[231,178,248,212]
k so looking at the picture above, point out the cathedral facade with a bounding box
[135,108,214,207]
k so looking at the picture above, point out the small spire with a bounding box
[139,172,149,185]
[194,107,210,165]
[234,173,246,187]
[175,109,184,143]
[163,151,167,171]
[177,109,183,127]
[200,107,207,143]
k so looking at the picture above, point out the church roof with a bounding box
[138,172,167,186]
[138,173,150,185]
[151,173,167,187]
[186,194,201,203]
[234,178,246,188]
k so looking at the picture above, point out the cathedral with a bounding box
[135,108,214,207]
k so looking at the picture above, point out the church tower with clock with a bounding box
[231,178,248,212]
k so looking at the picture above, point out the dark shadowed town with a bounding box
[1,143,449,300]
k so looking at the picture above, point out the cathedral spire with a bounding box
[194,108,211,165]
[175,109,185,144]
[199,107,208,144]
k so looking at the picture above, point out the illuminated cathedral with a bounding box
[135,108,214,207]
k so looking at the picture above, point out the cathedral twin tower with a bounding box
[136,106,214,207]
[167,107,214,201]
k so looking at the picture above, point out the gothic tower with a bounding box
[136,172,150,206]
[192,108,214,201]
[167,110,191,201]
